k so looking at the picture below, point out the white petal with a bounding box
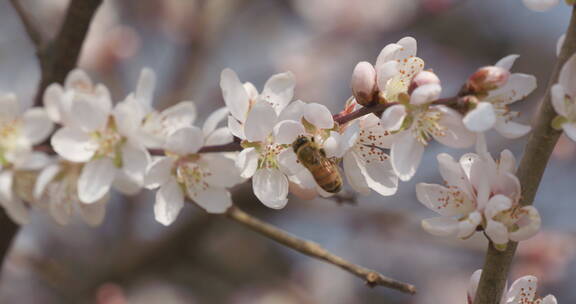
[494,118,532,139]
[304,103,334,129]
[69,95,110,132]
[191,187,232,214]
[522,0,559,12]
[205,127,233,145]
[437,153,473,195]
[362,149,398,196]
[113,170,142,195]
[563,122,576,142]
[485,194,513,219]
[278,99,306,122]
[15,152,51,170]
[397,36,417,58]
[252,168,288,209]
[557,34,566,57]
[0,93,19,120]
[33,164,61,199]
[220,68,250,122]
[244,82,259,100]
[467,269,482,302]
[380,104,406,131]
[154,179,184,226]
[488,73,537,105]
[435,106,476,148]
[244,101,277,142]
[509,206,541,242]
[391,132,424,181]
[499,150,516,174]
[416,183,471,216]
[551,84,568,116]
[228,116,245,139]
[236,148,259,178]
[135,67,156,105]
[542,295,558,304]
[375,43,403,68]
[485,219,509,245]
[65,69,92,90]
[78,158,116,204]
[113,95,147,138]
[144,157,175,189]
[0,171,14,205]
[463,102,496,133]
[260,71,295,114]
[409,84,441,105]
[495,54,519,71]
[376,61,399,92]
[21,108,54,145]
[161,101,197,130]
[277,148,302,175]
[121,143,150,186]
[203,154,242,187]
[202,107,229,135]
[343,152,370,195]
[421,217,459,237]
[165,126,204,155]
[323,132,342,159]
[43,84,65,123]
[77,195,108,226]
[51,127,97,162]
[457,211,482,239]
[273,120,305,145]
[507,275,537,303]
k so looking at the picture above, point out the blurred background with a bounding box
[1,0,575,303]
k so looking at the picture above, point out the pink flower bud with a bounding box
[351,61,377,106]
[408,70,440,93]
[467,66,510,93]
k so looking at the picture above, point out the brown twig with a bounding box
[9,0,42,49]
[226,205,416,294]
[473,5,576,304]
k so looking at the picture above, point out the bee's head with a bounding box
[292,135,310,152]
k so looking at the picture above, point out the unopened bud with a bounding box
[351,61,377,106]
[408,70,440,94]
[467,66,510,93]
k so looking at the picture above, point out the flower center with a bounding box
[0,118,23,166]
[176,161,211,197]
[411,107,445,145]
[91,118,125,160]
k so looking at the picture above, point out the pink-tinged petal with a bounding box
[244,101,277,142]
[69,97,110,132]
[509,206,541,242]
[154,179,184,226]
[467,269,482,304]
[192,187,232,214]
[437,153,473,196]
[488,73,537,105]
[65,69,92,91]
[507,275,538,303]
[380,104,406,131]
[435,106,476,148]
[121,143,150,186]
[343,152,370,195]
[205,127,233,145]
[252,168,288,209]
[161,101,197,130]
[421,217,459,237]
[492,172,521,200]
[457,211,482,239]
[0,93,19,120]
[220,68,250,122]
[522,0,559,11]
[144,157,175,189]
[278,99,306,122]
[43,84,65,122]
[273,120,305,145]
[391,131,424,181]
[78,158,116,204]
[51,127,97,162]
[77,195,108,226]
[203,154,242,188]
[260,71,295,114]
[409,84,441,105]
[485,219,509,245]
[21,108,54,145]
[416,183,473,216]
[33,164,61,199]
[202,107,229,135]
[375,43,403,68]
[236,148,259,178]
[557,34,566,57]
[542,295,558,304]
[494,118,532,139]
[495,54,519,71]
[135,67,156,106]
[463,102,496,133]
[363,151,398,196]
[304,103,334,129]
[165,126,204,155]
[498,150,516,174]
[228,116,245,139]
[485,194,512,219]
[562,122,576,141]
[376,61,398,92]
[551,84,568,116]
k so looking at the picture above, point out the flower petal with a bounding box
[144,157,175,189]
[205,127,233,145]
[135,67,156,106]
[522,0,559,12]
[203,154,242,187]
[78,158,116,204]
[273,120,305,145]
[509,206,541,242]
[380,104,406,131]
[154,179,184,226]
[495,54,519,71]
[69,94,111,132]
[463,102,496,133]
[304,103,334,129]
[507,275,538,303]
[487,73,537,105]
[220,68,250,122]
[362,149,398,196]
[236,148,259,178]
[121,143,150,186]
[65,69,92,90]
[494,118,531,139]
[33,164,61,199]
[421,217,459,237]
[228,116,245,139]
[192,187,232,214]
[376,61,399,92]
[457,211,482,239]
[244,101,277,142]
[409,84,441,105]
[252,168,288,209]
[43,84,65,123]
[161,101,197,131]
[21,108,54,145]
[202,107,229,135]
[563,122,576,142]
[278,99,306,122]
[542,295,558,304]
[343,152,370,195]
[51,127,97,162]
[416,183,472,216]
[435,106,476,148]
[391,131,424,181]
[260,71,295,114]
[165,126,204,155]
[551,84,567,116]
[485,219,509,245]
[77,195,108,226]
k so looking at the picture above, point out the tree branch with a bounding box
[34,0,103,106]
[473,5,576,304]
[225,205,416,294]
[10,0,42,49]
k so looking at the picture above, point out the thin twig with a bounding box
[10,0,42,49]
[226,205,416,294]
[473,5,576,304]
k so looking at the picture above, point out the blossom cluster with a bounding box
[468,270,557,304]
[0,37,544,248]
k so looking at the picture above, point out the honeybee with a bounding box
[292,136,342,193]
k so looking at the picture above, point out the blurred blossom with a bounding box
[294,260,359,304]
[552,134,576,160]
[96,283,127,304]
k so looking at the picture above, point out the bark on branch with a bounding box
[473,5,576,304]
[226,205,417,294]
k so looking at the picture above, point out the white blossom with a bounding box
[522,0,559,12]
[551,52,576,142]
[463,55,536,138]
